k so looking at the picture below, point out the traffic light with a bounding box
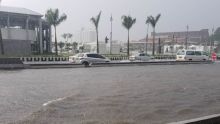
[105,36,109,44]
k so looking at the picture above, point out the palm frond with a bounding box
[57,14,67,25]
[155,14,161,23]
[90,11,102,29]
[45,8,67,26]
[121,15,136,30]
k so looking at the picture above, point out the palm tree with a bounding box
[0,28,4,55]
[90,11,102,54]
[121,15,136,56]
[146,14,161,55]
[45,8,67,55]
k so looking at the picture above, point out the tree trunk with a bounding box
[146,33,148,54]
[158,38,161,54]
[54,26,58,56]
[152,28,155,56]
[127,30,130,57]
[96,29,99,54]
[0,28,4,55]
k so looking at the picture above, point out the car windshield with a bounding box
[177,50,185,55]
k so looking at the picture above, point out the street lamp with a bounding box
[210,27,215,53]
[146,23,149,54]
[185,25,189,49]
[110,14,113,54]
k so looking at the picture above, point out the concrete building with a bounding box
[0,6,51,56]
[131,29,210,55]
[153,29,209,45]
[74,28,96,43]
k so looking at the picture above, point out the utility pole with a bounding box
[110,14,113,54]
[172,34,175,55]
[185,25,189,49]
[146,23,149,54]
[210,27,215,53]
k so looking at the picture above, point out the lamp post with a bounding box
[185,25,189,49]
[210,27,215,53]
[110,14,113,54]
[146,23,149,54]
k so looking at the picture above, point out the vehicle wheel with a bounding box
[188,59,192,61]
[82,61,90,67]
[203,59,206,61]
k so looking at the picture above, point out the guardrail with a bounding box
[103,55,176,61]
[20,57,69,63]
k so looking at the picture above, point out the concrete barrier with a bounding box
[0,58,25,69]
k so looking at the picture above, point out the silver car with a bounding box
[69,53,110,66]
[130,53,154,61]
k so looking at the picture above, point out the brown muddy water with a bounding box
[1,64,220,124]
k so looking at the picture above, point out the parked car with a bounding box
[69,53,110,66]
[176,49,209,61]
[130,53,154,61]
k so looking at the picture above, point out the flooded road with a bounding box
[1,63,220,124]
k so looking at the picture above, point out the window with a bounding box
[139,53,145,56]
[87,54,105,59]
[186,51,195,55]
[195,51,202,56]
[203,52,209,56]
[87,54,96,58]
[177,50,185,55]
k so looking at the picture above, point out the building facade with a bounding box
[0,6,51,56]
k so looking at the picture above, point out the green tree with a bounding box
[79,45,85,53]
[72,42,78,53]
[146,14,161,55]
[62,33,73,42]
[58,42,65,53]
[121,15,136,56]
[45,8,67,55]
[90,11,102,54]
[66,43,71,51]
[212,27,220,42]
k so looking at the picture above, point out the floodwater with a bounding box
[1,64,220,124]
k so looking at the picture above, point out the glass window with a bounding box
[87,54,105,59]
[177,50,185,55]
[87,54,96,58]
[203,52,209,56]
[186,51,195,55]
[96,54,105,59]
[140,53,145,56]
[195,51,202,56]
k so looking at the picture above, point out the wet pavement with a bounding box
[0,63,220,124]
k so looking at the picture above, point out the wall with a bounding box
[0,40,31,56]
[1,28,36,41]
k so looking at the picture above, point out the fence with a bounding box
[20,57,69,63]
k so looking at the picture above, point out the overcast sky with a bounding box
[2,0,220,41]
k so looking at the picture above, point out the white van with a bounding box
[176,49,209,61]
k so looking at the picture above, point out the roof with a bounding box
[0,6,42,17]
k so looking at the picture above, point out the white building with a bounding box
[0,6,51,56]
[74,28,96,43]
